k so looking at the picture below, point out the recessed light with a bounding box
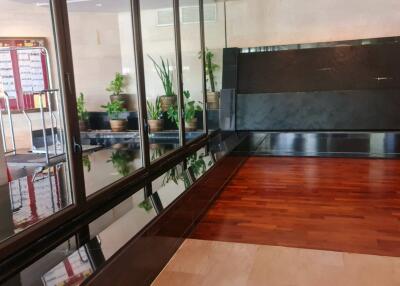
[36,0,93,6]
[96,3,103,7]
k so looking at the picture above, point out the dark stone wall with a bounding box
[232,38,400,131]
[237,90,400,131]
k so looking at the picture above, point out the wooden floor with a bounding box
[191,157,400,257]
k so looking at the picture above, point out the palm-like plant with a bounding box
[77,92,89,121]
[147,97,163,120]
[199,49,219,92]
[148,56,175,97]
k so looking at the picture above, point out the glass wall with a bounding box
[0,0,73,242]
[140,0,181,162]
[180,0,205,142]
[0,0,215,259]
[66,0,143,196]
[204,0,225,131]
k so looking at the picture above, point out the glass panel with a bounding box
[66,0,143,196]
[140,0,180,161]
[88,189,157,259]
[180,0,205,142]
[0,1,73,242]
[187,147,214,180]
[203,0,225,131]
[3,188,157,286]
[152,162,191,208]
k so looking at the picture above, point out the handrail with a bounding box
[22,111,33,152]
[3,92,16,155]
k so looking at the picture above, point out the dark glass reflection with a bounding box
[0,164,72,243]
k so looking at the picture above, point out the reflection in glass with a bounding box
[5,188,160,285]
[187,147,214,179]
[152,163,191,208]
[0,0,73,242]
[81,145,141,195]
[3,166,72,241]
[42,246,94,286]
[67,0,143,196]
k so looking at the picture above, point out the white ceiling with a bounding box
[10,0,220,12]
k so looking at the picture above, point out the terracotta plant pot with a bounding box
[110,94,129,109]
[185,118,197,131]
[110,119,127,132]
[79,120,88,131]
[148,119,164,133]
[207,91,220,109]
[159,95,176,112]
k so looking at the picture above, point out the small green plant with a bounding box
[147,97,163,120]
[148,56,175,97]
[77,92,89,121]
[138,198,153,212]
[167,90,202,127]
[199,48,219,92]
[82,154,91,172]
[108,150,135,177]
[106,72,125,96]
[101,100,127,120]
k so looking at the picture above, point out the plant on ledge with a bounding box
[199,48,220,109]
[147,97,164,133]
[106,72,128,108]
[101,99,127,132]
[77,92,89,131]
[148,55,176,112]
[167,90,203,131]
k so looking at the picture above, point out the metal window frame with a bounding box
[0,0,212,269]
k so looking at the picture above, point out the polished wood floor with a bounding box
[191,157,400,257]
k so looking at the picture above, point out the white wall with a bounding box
[225,0,400,48]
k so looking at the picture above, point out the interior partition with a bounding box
[226,37,400,131]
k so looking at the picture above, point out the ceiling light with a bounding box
[36,0,93,7]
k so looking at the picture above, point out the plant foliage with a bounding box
[108,149,135,177]
[148,56,175,97]
[138,198,153,212]
[147,97,163,120]
[77,92,89,121]
[106,72,125,96]
[101,100,127,120]
[199,48,219,92]
[167,90,202,127]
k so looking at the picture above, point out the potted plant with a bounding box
[167,90,203,131]
[106,72,129,109]
[148,56,176,112]
[77,92,89,131]
[147,97,164,133]
[201,48,220,109]
[101,100,127,132]
[108,149,135,176]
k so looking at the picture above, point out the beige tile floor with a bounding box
[152,239,400,286]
